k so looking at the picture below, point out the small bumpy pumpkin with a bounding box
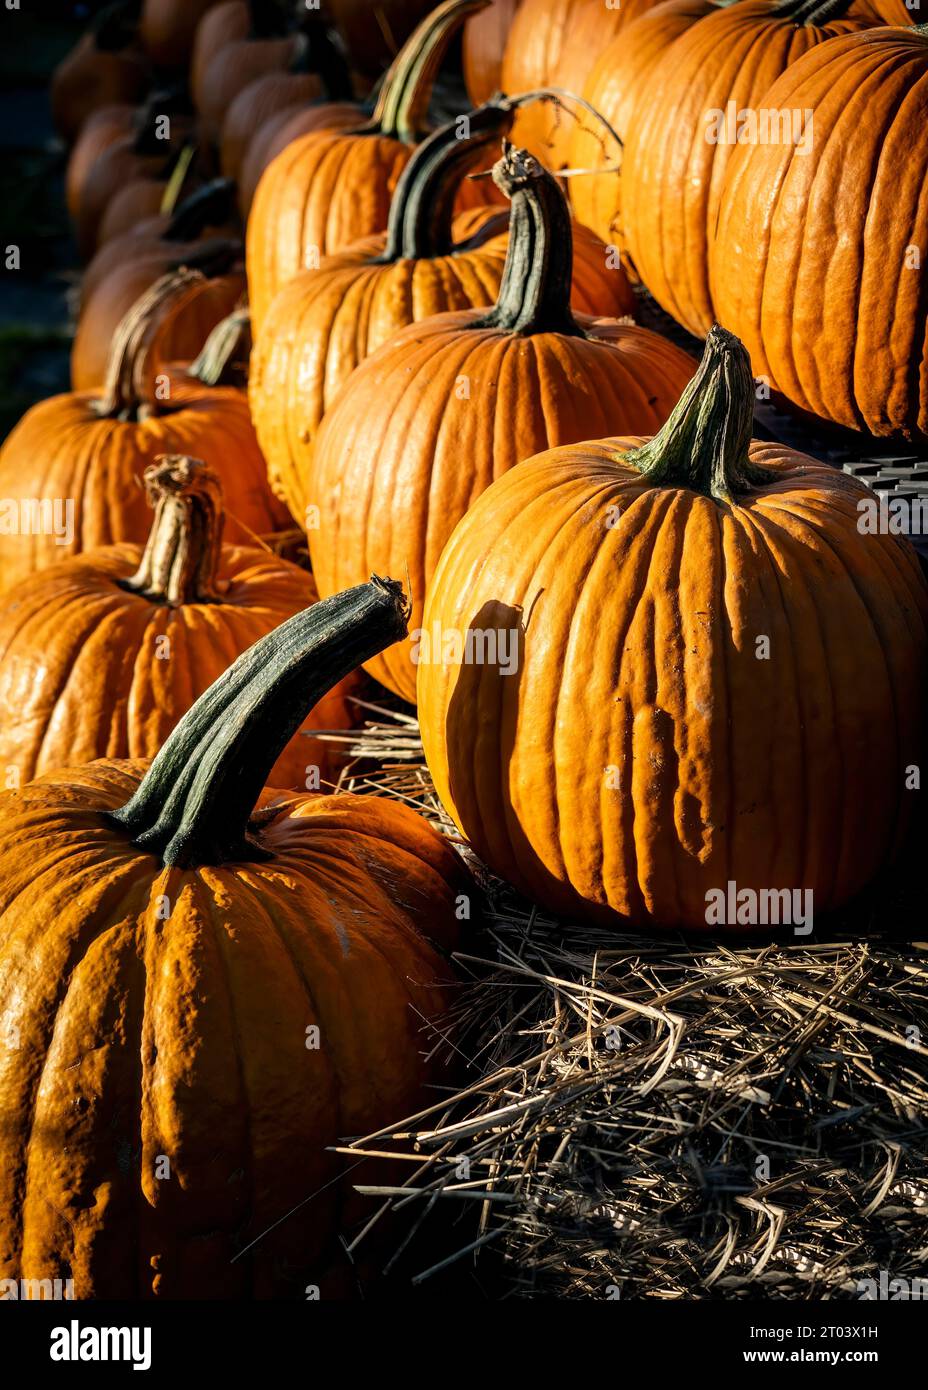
[249,103,634,521]
[246,0,499,329]
[0,271,287,591]
[0,456,356,791]
[418,327,928,930]
[710,26,928,440]
[307,144,695,702]
[0,576,468,1298]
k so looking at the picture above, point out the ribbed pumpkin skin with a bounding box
[72,272,245,392]
[65,104,135,220]
[73,136,166,261]
[418,441,928,928]
[249,214,635,520]
[621,0,874,337]
[568,0,715,253]
[196,35,302,145]
[0,389,287,590]
[0,545,357,790]
[307,318,696,701]
[710,29,928,440]
[51,35,149,145]
[191,0,249,110]
[501,0,659,165]
[463,0,521,104]
[140,0,221,68]
[219,72,324,180]
[237,101,362,218]
[0,761,463,1298]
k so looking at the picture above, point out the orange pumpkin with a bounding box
[237,99,363,218]
[140,0,223,68]
[51,4,150,144]
[250,103,635,521]
[326,0,438,74]
[72,239,244,393]
[306,145,696,702]
[191,0,250,109]
[0,575,467,1298]
[195,8,304,147]
[0,456,356,791]
[0,271,287,591]
[567,0,715,258]
[621,0,876,337]
[500,0,661,168]
[246,0,499,330]
[464,0,522,105]
[418,327,928,929]
[710,26,928,440]
[65,103,136,221]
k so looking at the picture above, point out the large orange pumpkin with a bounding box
[246,0,498,330]
[567,0,716,257]
[249,104,635,521]
[306,145,696,702]
[0,456,355,791]
[621,0,876,338]
[0,575,467,1298]
[418,327,928,929]
[711,27,928,441]
[0,271,286,591]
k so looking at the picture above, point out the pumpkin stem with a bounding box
[111,576,410,867]
[120,456,225,607]
[772,0,855,24]
[93,269,209,421]
[188,306,251,386]
[373,0,492,144]
[164,178,236,241]
[623,326,774,503]
[475,142,583,338]
[377,99,515,262]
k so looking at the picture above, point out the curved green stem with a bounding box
[476,142,582,338]
[378,99,515,262]
[111,577,410,867]
[94,269,207,421]
[772,0,855,24]
[373,0,491,144]
[622,326,773,503]
[188,307,251,387]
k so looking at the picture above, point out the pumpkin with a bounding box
[191,0,250,109]
[710,27,928,440]
[0,575,467,1298]
[500,0,660,167]
[246,0,499,330]
[0,455,357,791]
[140,0,224,68]
[195,7,305,147]
[418,326,928,929]
[72,239,244,393]
[306,144,696,702]
[326,0,438,75]
[250,103,636,521]
[50,2,150,145]
[65,103,136,222]
[464,0,522,105]
[567,0,716,258]
[0,271,287,591]
[851,0,917,19]
[621,0,875,338]
[237,100,363,219]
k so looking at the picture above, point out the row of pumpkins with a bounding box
[0,0,924,1297]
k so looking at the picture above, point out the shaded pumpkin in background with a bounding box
[236,100,363,218]
[0,456,357,790]
[191,0,250,108]
[194,6,304,146]
[463,0,522,104]
[65,102,136,221]
[621,0,876,338]
[140,0,223,68]
[306,145,695,702]
[326,0,438,74]
[418,327,928,929]
[249,104,636,521]
[72,239,244,393]
[50,1,150,144]
[0,577,467,1299]
[245,0,499,330]
[710,26,928,440]
[567,0,716,262]
[0,271,287,591]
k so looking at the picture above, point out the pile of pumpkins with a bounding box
[0,0,925,1298]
